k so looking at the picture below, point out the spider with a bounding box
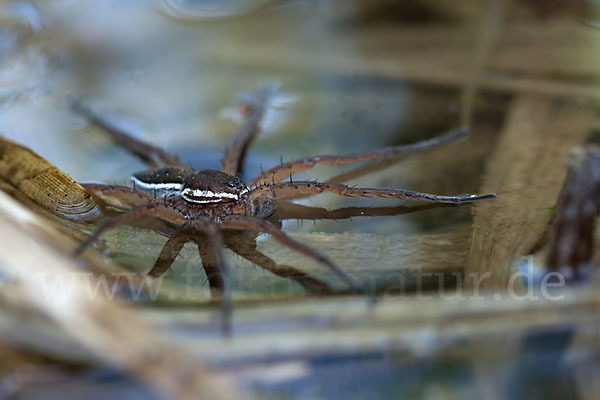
[73,87,495,333]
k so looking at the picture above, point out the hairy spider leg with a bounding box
[220,101,266,176]
[72,101,192,171]
[220,85,283,176]
[194,218,232,337]
[223,232,333,295]
[75,204,233,336]
[198,242,225,295]
[147,231,189,278]
[219,215,364,294]
[325,157,409,187]
[250,127,468,187]
[147,229,232,336]
[252,181,496,205]
[82,184,159,209]
[74,205,186,255]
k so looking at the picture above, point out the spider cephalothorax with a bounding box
[132,167,253,219]
[73,88,495,334]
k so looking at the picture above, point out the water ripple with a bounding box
[155,0,280,21]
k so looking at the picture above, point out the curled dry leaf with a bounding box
[0,137,102,222]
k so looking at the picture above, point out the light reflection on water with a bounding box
[0,1,491,304]
[0,0,409,170]
[0,0,485,295]
[0,0,433,238]
[3,3,598,400]
[157,0,288,21]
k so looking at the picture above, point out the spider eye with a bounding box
[227,181,237,188]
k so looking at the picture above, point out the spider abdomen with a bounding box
[131,167,188,200]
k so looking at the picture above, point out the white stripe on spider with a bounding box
[181,188,239,204]
[131,176,183,192]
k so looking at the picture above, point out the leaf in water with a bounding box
[0,137,102,222]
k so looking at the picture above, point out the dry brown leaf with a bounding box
[0,137,101,222]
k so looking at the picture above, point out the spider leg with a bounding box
[220,100,266,176]
[250,127,468,187]
[147,231,189,278]
[269,201,454,221]
[194,218,232,337]
[324,158,404,186]
[219,215,364,294]
[198,243,224,296]
[74,204,187,255]
[224,232,333,295]
[72,101,192,171]
[252,181,496,205]
[83,183,158,209]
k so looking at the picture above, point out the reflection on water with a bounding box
[0,0,453,238]
[157,0,288,21]
[2,1,599,399]
[0,0,489,305]
[0,0,414,182]
[2,0,584,297]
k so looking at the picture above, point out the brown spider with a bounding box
[73,87,495,332]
